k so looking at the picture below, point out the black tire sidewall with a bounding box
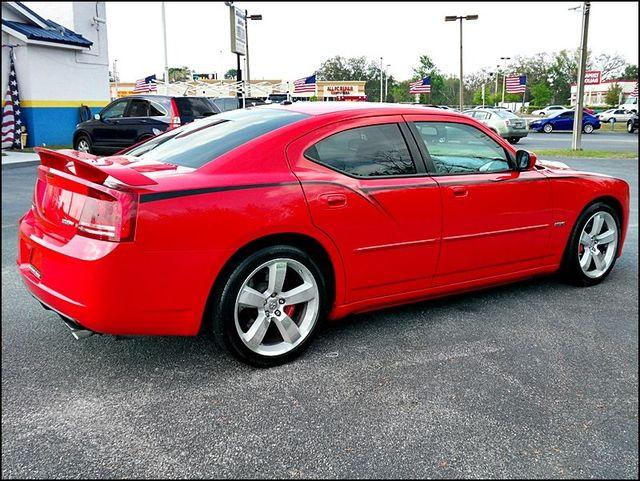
[74,134,92,153]
[544,124,553,133]
[562,202,620,286]
[212,245,327,367]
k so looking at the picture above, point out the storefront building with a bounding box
[570,80,638,108]
[1,1,110,146]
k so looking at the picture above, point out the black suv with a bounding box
[73,95,219,155]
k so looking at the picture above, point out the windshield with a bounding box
[125,108,308,168]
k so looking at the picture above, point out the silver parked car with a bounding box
[464,108,528,144]
[597,108,636,123]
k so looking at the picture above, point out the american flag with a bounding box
[293,74,316,93]
[409,76,431,94]
[506,75,527,93]
[133,74,158,93]
[1,49,24,149]
[631,82,638,98]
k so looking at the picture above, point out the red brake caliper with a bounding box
[284,304,296,318]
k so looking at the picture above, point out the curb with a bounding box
[2,160,40,170]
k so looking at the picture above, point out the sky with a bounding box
[26,1,639,82]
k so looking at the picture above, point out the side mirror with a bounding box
[93,113,101,120]
[516,150,537,171]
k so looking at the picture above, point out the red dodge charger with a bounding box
[17,103,630,366]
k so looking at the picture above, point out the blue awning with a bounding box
[2,18,92,48]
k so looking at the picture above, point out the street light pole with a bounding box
[161,1,169,95]
[244,11,262,99]
[500,56,511,105]
[572,1,591,151]
[384,64,390,102]
[445,14,478,111]
[379,57,384,103]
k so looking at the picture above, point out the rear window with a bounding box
[494,110,518,119]
[126,108,308,168]
[174,97,220,122]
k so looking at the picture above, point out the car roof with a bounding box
[264,101,467,119]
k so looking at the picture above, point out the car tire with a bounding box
[608,118,616,124]
[539,112,545,117]
[583,123,594,134]
[74,134,92,154]
[212,245,328,367]
[508,137,520,144]
[543,123,553,133]
[561,202,620,287]
[628,122,636,134]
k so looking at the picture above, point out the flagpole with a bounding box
[161,2,169,95]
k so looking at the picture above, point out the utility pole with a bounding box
[161,2,169,95]
[379,57,383,103]
[445,14,478,111]
[572,1,591,151]
[495,64,500,105]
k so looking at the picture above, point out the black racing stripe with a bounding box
[139,182,297,203]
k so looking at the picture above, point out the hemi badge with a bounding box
[28,264,41,280]
[554,221,566,227]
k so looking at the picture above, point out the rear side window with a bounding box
[126,108,308,168]
[174,97,220,122]
[304,124,416,177]
[127,99,150,117]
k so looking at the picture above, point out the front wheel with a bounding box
[74,134,92,153]
[561,203,620,286]
[583,123,595,134]
[212,246,327,367]
[628,122,636,133]
[507,137,520,144]
[543,123,553,133]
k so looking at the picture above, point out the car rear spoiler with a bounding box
[35,148,158,187]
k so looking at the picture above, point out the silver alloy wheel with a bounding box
[234,258,320,357]
[584,124,594,134]
[578,211,618,279]
[76,139,90,152]
[543,123,553,133]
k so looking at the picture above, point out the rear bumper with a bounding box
[17,209,212,336]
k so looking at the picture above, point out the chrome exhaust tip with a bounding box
[59,315,95,340]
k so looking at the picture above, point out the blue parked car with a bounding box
[529,110,601,134]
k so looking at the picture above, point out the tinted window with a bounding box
[174,97,219,122]
[305,124,416,177]
[127,99,150,117]
[126,108,308,168]
[413,122,510,175]
[101,100,128,120]
[149,101,166,117]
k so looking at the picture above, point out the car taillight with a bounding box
[169,98,181,129]
[76,188,137,242]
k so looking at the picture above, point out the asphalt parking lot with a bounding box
[521,131,638,153]
[2,157,638,478]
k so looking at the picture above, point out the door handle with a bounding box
[319,193,347,208]
[450,186,468,197]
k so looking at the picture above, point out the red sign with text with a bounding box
[584,71,601,85]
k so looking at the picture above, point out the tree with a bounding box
[620,64,638,81]
[224,69,237,80]
[604,82,623,107]
[530,82,552,106]
[591,53,627,80]
[168,66,191,82]
[547,49,582,105]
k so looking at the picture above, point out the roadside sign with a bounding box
[584,70,601,85]
[229,6,246,56]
